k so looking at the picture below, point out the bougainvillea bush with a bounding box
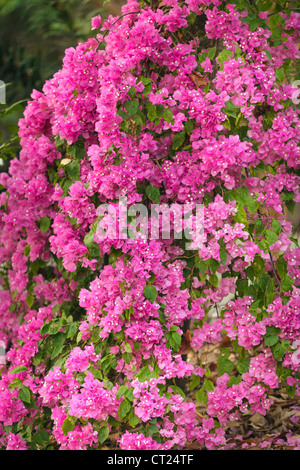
[0,0,299,450]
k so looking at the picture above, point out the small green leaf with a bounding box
[24,245,31,257]
[236,357,250,375]
[9,366,28,374]
[208,46,217,59]
[209,273,218,288]
[98,425,109,444]
[68,142,85,160]
[116,384,128,400]
[172,131,186,150]
[32,429,49,446]
[26,293,34,309]
[66,160,80,180]
[163,108,174,124]
[128,409,140,427]
[265,334,279,346]
[190,374,201,390]
[19,386,31,404]
[270,12,282,30]
[272,342,286,361]
[272,219,282,235]
[144,284,157,304]
[224,100,237,118]
[203,379,214,392]
[233,205,248,226]
[108,416,122,427]
[217,349,234,376]
[125,99,139,117]
[171,331,181,346]
[265,229,278,245]
[217,49,233,67]
[146,102,157,121]
[146,185,160,204]
[62,417,76,436]
[196,388,207,404]
[118,399,131,420]
[282,275,293,292]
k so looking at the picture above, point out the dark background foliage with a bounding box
[0,0,124,172]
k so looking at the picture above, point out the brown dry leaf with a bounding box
[220,335,232,348]
[186,441,202,450]
[189,72,207,89]
[179,329,191,355]
[250,412,267,429]
[246,446,265,450]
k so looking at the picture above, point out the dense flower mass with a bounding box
[0,0,299,450]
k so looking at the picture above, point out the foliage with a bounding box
[0,0,107,102]
[0,0,299,450]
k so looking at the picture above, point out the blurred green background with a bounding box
[0,0,124,172]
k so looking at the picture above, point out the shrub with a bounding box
[0,0,299,450]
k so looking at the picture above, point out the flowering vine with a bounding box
[0,0,299,450]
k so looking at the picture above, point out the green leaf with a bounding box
[26,293,34,309]
[9,366,28,374]
[209,273,218,288]
[127,86,136,99]
[228,375,242,387]
[282,275,293,292]
[208,46,217,59]
[8,378,22,389]
[209,258,220,273]
[116,384,128,400]
[224,100,237,118]
[272,342,286,361]
[217,349,234,376]
[163,108,174,124]
[98,425,109,444]
[118,399,131,420]
[252,255,265,277]
[236,357,250,374]
[270,12,282,30]
[65,160,80,180]
[146,185,160,204]
[265,230,278,245]
[62,417,76,436]
[172,131,186,150]
[219,245,227,266]
[169,385,186,400]
[190,374,201,390]
[128,408,140,427]
[233,205,248,226]
[272,219,282,235]
[146,102,157,122]
[171,331,181,346]
[108,416,122,427]
[125,99,139,117]
[68,142,85,160]
[51,332,67,359]
[32,429,49,446]
[195,388,205,404]
[203,379,214,392]
[24,244,31,257]
[144,284,157,304]
[286,384,296,398]
[19,386,31,404]
[265,50,272,60]
[265,334,279,346]
[217,49,233,67]
[140,77,152,96]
